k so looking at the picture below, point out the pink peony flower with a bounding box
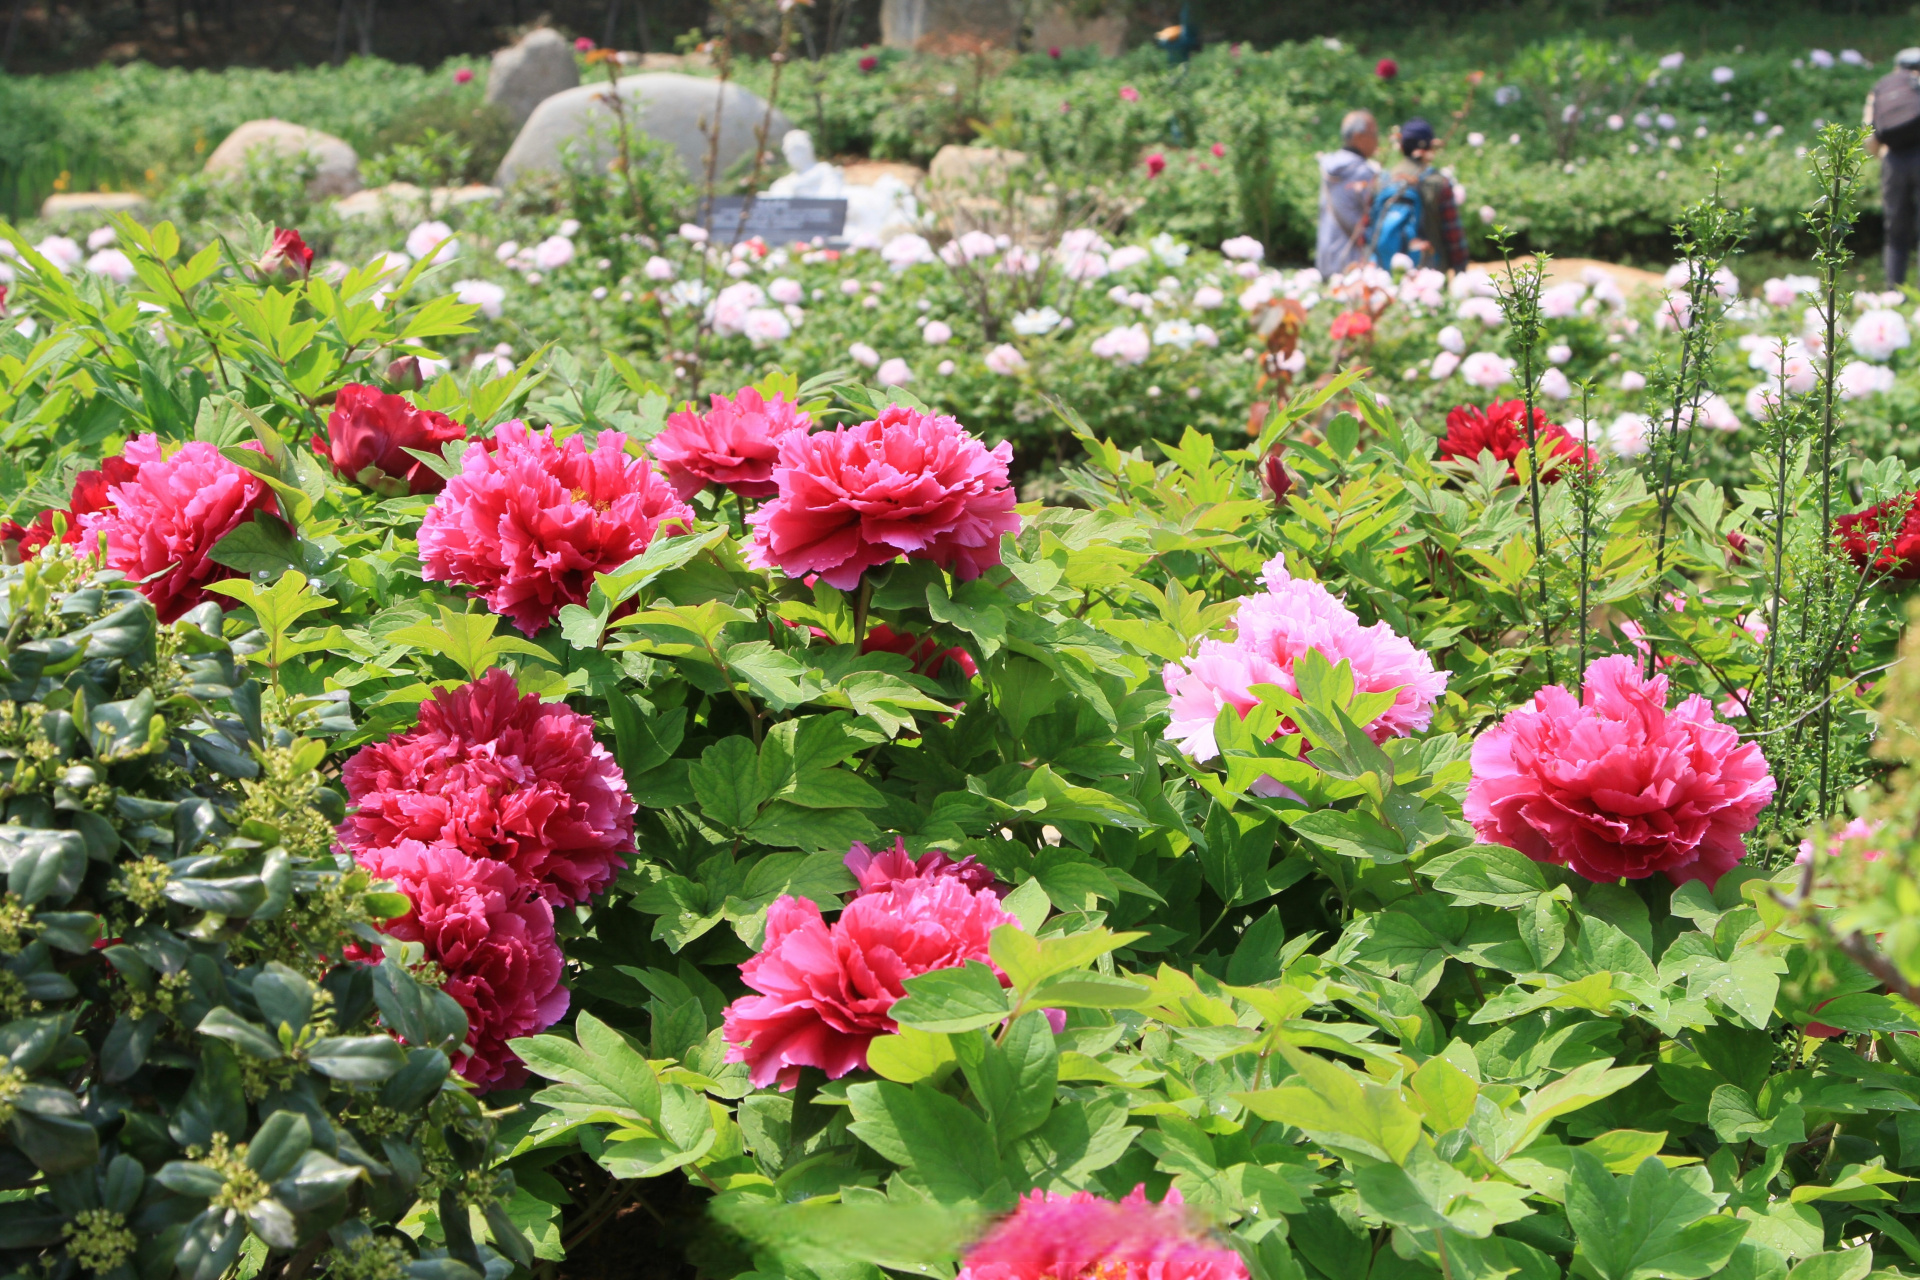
[1465,655,1775,887]
[418,422,693,634]
[339,668,635,908]
[454,67,475,84]
[1119,85,1141,102]
[722,876,1015,1088]
[357,839,568,1092]
[746,405,1020,590]
[1163,553,1448,764]
[959,1187,1249,1280]
[845,837,999,897]
[653,387,811,500]
[1796,817,1885,866]
[79,434,279,623]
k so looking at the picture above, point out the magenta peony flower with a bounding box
[417,422,694,634]
[722,876,1015,1088]
[340,668,635,908]
[79,434,279,623]
[746,405,1020,590]
[356,839,569,1092]
[844,837,1000,897]
[652,386,811,500]
[1465,654,1775,887]
[959,1186,1249,1280]
[1163,552,1448,764]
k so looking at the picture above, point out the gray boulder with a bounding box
[495,74,790,190]
[40,192,151,220]
[485,28,580,130]
[203,120,361,198]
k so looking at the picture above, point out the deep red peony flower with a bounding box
[1837,491,1920,579]
[1376,57,1399,79]
[652,386,811,500]
[1329,310,1374,341]
[356,839,569,1092]
[340,668,635,908]
[859,54,878,72]
[959,1187,1249,1280]
[861,622,978,679]
[262,227,314,278]
[746,404,1020,591]
[77,435,278,623]
[844,837,999,897]
[417,421,694,634]
[722,876,1015,1088]
[1436,399,1589,482]
[2,453,140,561]
[1465,654,1775,887]
[315,383,467,497]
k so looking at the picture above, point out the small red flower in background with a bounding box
[1436,400,1589,482]
[862,622,978,679]
[1726,528,1751,565]
[0,283,8,314]
[1210,142,1226,158]
[1119,84,1140,102]
[1329,310,1374,341]
[1145,153,1166,178]
[1261,448,1294,505]
[574,36,594,51]
[1376,57,1399,79]
[261,227,313,278]
[315,383,467,497]
[1837,491,1920,578]
[1048,46,1061,59]
[858,54,878,72]
[454,67,474,84]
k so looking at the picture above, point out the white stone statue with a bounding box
[768,128,921,242]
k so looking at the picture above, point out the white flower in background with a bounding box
[86,226,117,250]
[1194,324,1219,347]
[1389,252,1414,272]
[558,218,581,237]
[644,256,677,281]
[725,260,754,279]
[1566,418,1603,448]
[1436,324,1466,354]
[1153,319,1196,349]
[922,320,953,345]
[1659,51,1686,70]
[1606,115,1624,130]
[875,357,912,386]
[1839,360,1897,399]
[1809,49,1835,67]
[1091,324,1151,365]
[0,261,14,285]
[849,342,880,368]
[881,234,935,270]
[984,344,1027,375]
[708,281,767,336]
[34,236,82,272]
[666,280,710,310]
[1620,370,1647,392]
[1149,232,1189,265]
[407,221,459,263]
[783,303,806,324]
[1237,276,1278,311]
[767,276,803,304]
[531,235,574,269]
[1220,235,1264,261]
[1012,306,1063,335]
[1540,281,1586,318]
[1193,285,1225,310]
[85,249,134,283]
[1450,271,1497,300]
[414,356,451,380]
[1493,86,1520,105]
[1608,412,1650,456]
[15,317,37,339]
[1430,350,1462,380]
[1399,267,1446,308]
[678,223,708,243]
[590,286,607,300]
[1460,351,1514,388]
[1468,131,1487,145]
[1457,296,1505,327]
[1840,49,1865,65]
[741,308,792,346]
[1539,367,1573,400]
[453,279,506,319]
[937,359,956,376]
[1711,66,1735,83]
[1106,285,1131,305]
[494,240,520,264]
[1692,392,1742,431]
[1851,308,1911,360]
[1108,245,1152,272]
[1547,342,1572,364]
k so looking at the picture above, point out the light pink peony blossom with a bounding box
[652,387,811,500]
[339,668,636,907]
[1465,654,1775,887]
[746,405,1020,590]
[722,876,1015,1088]
[79,434,279,623]
[417,422,693,634]
[958,1187,1249,1280]
[1163,553,1448,765]
[356,839,569,1092]
[844,837,1000,897]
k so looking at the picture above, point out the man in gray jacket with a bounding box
[1316,110,1380,277]
[1868,48,1920,285]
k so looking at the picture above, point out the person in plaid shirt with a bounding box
[1390,118,1468,272]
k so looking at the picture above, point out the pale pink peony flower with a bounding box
[1220,236,1263,261]
[34,236,82,273]
[406,221,459,263]
[922,319,953,345]
[357,839,569,1092]
[849,341,881,368]
[959,1187,1249,1280]
[844,837,999,897]
[1091,324,1152,365]
[531,235,575,270]
[1539,367,1573,400]
[876,357,914,386]
[722,876,1015,1088]
[85,249,134,283]
[768,276,804,305]
[1466,654,1775,887]
[340,668,635,908]
[1460,351,1514,388]
[653,387,811,500]
[1430,350,1462,380]
[1163,553,1448,765]
[881,234,935,270]
[1193,285,1225,310]
[1840,360,1897,399]
[417,422,693,634]
[1850,308,1911,361]
[644,256,677,281]
[984,343,1028,376]
[747,406,1019,589]
[452,278,506,319]
[743,307,793,346]
[79,434,279,623]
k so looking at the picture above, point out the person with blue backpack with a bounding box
[1369,118,1468,273]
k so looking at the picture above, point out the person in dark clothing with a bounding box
[1389,118,1468,272]
[1869,47,1920,286]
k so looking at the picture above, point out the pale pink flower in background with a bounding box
[1436,324,1466,354]
[954,230,999,261]
[1797,818,1886,866]
[531,235,575,270]
[1547,342,1572,364]
[1655,291,1691,331]
[1108,245,1151,272]
[406,220,459,263]
[1091,324,1151,365]
[1851,308,1911,361]
[86,226,116,250]
[1460,351,1513,388]
[678,223,708,243]
[1430,350,1462,380]
[1456,296,1505,327]
[876,357,913,386]
[644,256,676,280]
[1840,360,1897,399]
[881,234,935,269]
[984,344,1027,376]
[1540,281,1586,318]
[1194,324,1218,347]
[1220,236,1263,261]
[709,281,767,337]
[1119,85,1140,102]
[453,279,506,319]
[922,319,953,345]
[1691,392,1742,431]
[937,359,956,375]
[1620,370,1647,392]
[1608,412,1650,456]
[33,236,82,272]
[1539,367,1573,400]
[742,308,793,346]
[768,276,803,304]
[85,249,134,283]
[1193,285,1225,310]
[848,342,880,368]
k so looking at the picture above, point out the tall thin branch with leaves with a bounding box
[1489,230,1551,672]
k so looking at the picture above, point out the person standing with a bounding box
[1868,48,1920,286]
[1389,118,1468,272]
[1316,110,1380,277]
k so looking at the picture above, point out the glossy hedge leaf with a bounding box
[245,1110,312,1182]
[307,1035,407,1081]
[195,1007,283,1061]
[373,956,468,1053]
[1566,1150,1749,1280]
[169,1042,248,1150]
[889,962,1012,1033]
[845,1080,1006,1204]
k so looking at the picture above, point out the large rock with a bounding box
[40,192,151,220]
[333,182,504,220]
[485,28,580,130]
[881,0,1018,50]
[495,74,790,190]
[203,120,361,198]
